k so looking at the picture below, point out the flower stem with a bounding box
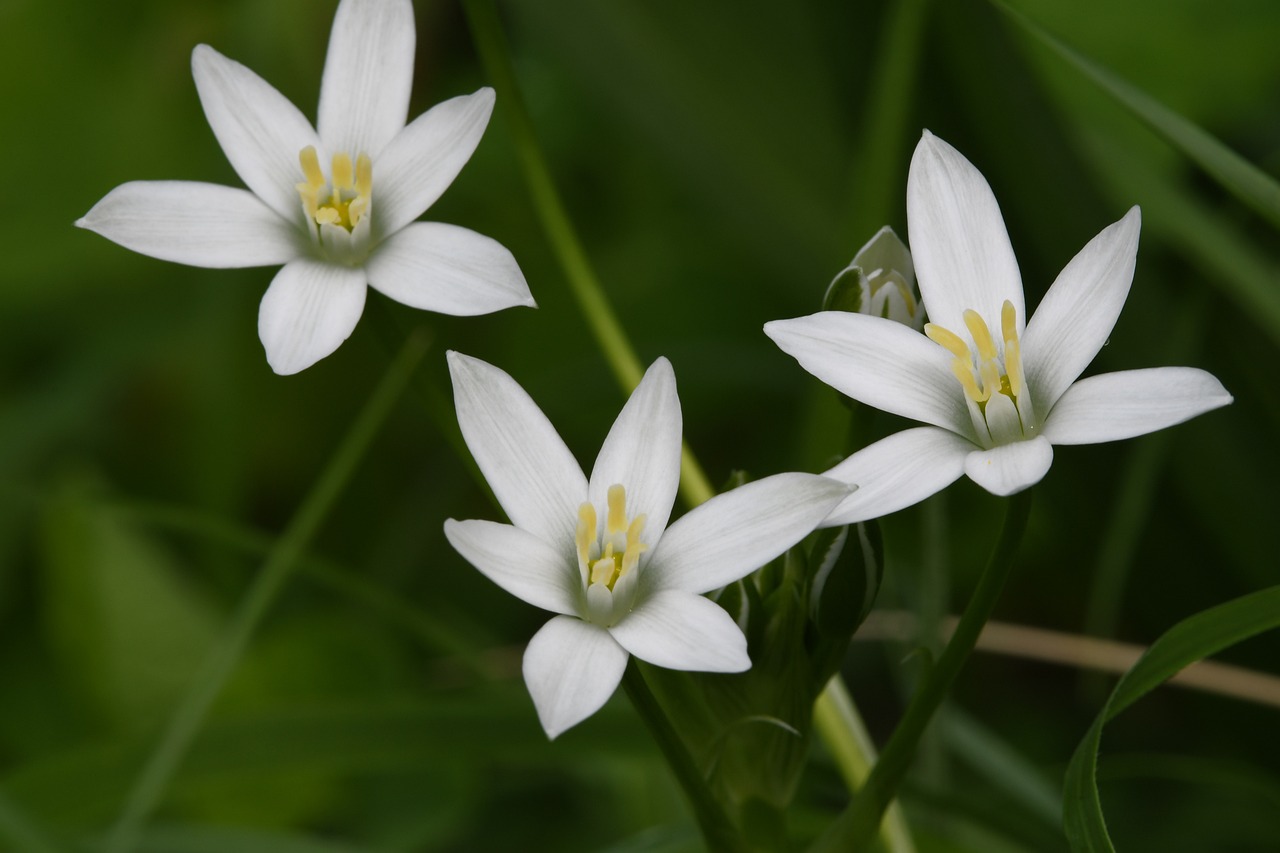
[102,330,431,853]
[461,0,715,508]
[622,663,749,853]
[812,489,1033,852]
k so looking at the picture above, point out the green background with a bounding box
[2,0,1278,849]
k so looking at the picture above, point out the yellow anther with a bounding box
[590,544,618,586]
[331,153,354,191]
[1005,337,1024,399]
[355,153,373,196]
[925,323,970,359]
[1001,300,1017,346]
[963,309,998,362]
[980,360,1003,401]
[950,358,988,402]
[298,146,325,188]
[576,502,597,567]
[606,484,627,536]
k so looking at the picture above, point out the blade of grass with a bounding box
[996,0,1280,233]
[102,330,431,853]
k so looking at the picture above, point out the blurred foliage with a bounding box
[2,0,1278,850]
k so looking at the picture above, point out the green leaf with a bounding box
[998,0,1280,233]
[1063,585,1280,851]
[38,476,220,729]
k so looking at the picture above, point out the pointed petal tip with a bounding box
[74,216,89,229]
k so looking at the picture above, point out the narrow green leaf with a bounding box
[1063,586,1280,851]
[998,1,1280,233]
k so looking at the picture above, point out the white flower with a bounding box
[765,131,1232,523]
[77,0,533,375]
[826,226,923,329]
[444,353,850,738]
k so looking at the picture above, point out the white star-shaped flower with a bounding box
[78,0,533,374]
[766,131,1232,523]
[444,353,850,738]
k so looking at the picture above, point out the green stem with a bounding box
[103,330,431,853]
[462,0,716,508]
[813,490,1033,852]
[622,664,748,853]
[812,679,917,853]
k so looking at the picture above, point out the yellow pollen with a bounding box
[925,323,969,359]
[295,146,372,234]
[579,485,648,592]
[963,309,998,362]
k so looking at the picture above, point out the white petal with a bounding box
[364,222,534,315]
[609,590,749,672]
[375,89,496,237]
[257,259,367,374]
[765,312,974,439]
[1022,207,1141,415]
[588,358,683,547]
[823,427,973,525]
[853,225,915,283]
[191,45,321,222]
[1039,368,1232,445]
[77,181,300,268]
[443,519,579,616]
[317,0,415,157]
[447,352,588,550]
[523,615,628,739]
[646,473,850,595]
[964,437,1054,496]
[907,131,1024,333]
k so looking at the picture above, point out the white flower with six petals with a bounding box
[78,0,533,374]
[766,131,1232,523]
[444,353,850,738]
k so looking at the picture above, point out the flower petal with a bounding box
[191,45,321,222]
[646,473,849,595]
[375,89,496,236]
[77,181,300,268]
[523,615,628,739]
[963,436,1054,496]
[444,519,579,616]
[1022,207,1141,415]
[907,131,1024,333]
[447,352,588,550]
[316,0,415,158]
[823,427,973,525]
[257,259,367,374]
[609,590,749,672]
[1039,367,1232,445]
[765,312,974,439]
[364,222,534,315]
[587,358,683,548]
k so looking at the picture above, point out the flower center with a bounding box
[296,146,372,256]
[575,484,646,625]
[925,299,1036,446]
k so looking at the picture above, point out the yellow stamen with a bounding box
[951,358,988,402]
[298,146,325,188]
[331,153,353,192]
[925,323,969,359]
[963,309,998,362]
[355,154,373,196]
[606,484,627,536]
[576,502,597,568]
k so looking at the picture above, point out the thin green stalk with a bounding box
[813,490,1033,852]
[622,664,748,853]
[812,678,916,853]
[462,0,716,507]
[103,330,431,853]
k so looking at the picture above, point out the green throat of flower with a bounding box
[576,484,646,626]
[925,299,1036,447]
[296,145,372,259]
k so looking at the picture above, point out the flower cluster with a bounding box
[77,0,1232,741]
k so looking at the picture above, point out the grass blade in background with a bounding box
[1063,585,1280,851]
[998,0,1280,233]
